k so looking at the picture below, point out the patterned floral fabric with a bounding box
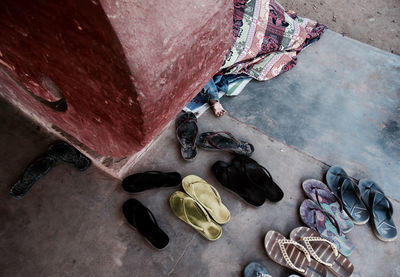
[220,0,326,81]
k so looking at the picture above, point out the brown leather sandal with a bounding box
[290,227,354,277]
[264,230,327,277]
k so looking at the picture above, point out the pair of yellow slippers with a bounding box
[169,175,230,241]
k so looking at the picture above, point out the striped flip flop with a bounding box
[264,230,327,277]
[290,227,354,277]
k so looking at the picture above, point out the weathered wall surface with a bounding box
[0,0,232,158]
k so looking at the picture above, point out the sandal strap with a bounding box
[311,186,344,212]
[176,117,198,148]
[369,190,393,218]
[277,238,311,273]
[181,197,209,232]
[312,208,342,235]
[300,236,338,267]
[189,182,222,213]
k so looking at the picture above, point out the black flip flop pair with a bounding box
[121,171,182,249]
[10,141,91,199]
[212,156,284,206]
[176,112,254,161]
[326,166,397,241]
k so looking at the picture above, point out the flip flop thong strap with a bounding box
[369,190,393,218]
[277,238,311,273]
[300,236,339,267]
[189,182,222,209]
[181,197,207,232]
[205,131,241,150]
[311,186,344,212]
[312,208,342,235]
[176,118,198,147]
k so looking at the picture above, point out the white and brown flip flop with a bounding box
[264,230,327,277]
[290,227,354,277]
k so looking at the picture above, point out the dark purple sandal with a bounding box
[300,199,354,256]
[302,179,354,233]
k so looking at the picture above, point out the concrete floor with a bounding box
[279,0,400,55]
[1,90,400,276]
[223,30,400,202]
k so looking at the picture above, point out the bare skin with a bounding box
[210,100,226,117]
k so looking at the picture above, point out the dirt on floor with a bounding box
[279,0,400,55]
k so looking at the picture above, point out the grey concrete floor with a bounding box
[278,0,400,55]
[1,89,400,276]
[222,30,400,202]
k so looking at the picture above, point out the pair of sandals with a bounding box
[212,156,284,206]
[10,141,91,199]
[169,175,230,241]
[121,171,182,249]
[326,166,397,241]
[176,111,254,161]
[265,227,354,277]
[300,179,354,257]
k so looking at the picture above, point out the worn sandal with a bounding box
[212,161,265,206]
[196,131,254,156]
[359,179,397,241]
[169,191,222,240]
[290,227,354,277]
[300,199,354,256]
[182,175,230,224]
[122,198,169,249]
[326,166,369,224]
[264,230,327,277]
[122,171,181,193]
[232,156,283,202]
[176,112,198,161]
[47,141,91,171]
[302,179,353,233]
[10,156,56,199]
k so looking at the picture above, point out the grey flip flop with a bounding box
[326,166,369,225]
[359,179,397,241]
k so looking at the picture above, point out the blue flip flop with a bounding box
[326,166,369,225]
[244,262,271,277]
[359,179,397,241]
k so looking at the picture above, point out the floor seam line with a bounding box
[167,234,196,276]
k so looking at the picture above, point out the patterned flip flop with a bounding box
[326,166,369,224]
[302,179,354,233]
[290,227,354,277]
[300,199,354,256]
[264,230,327,277]
[359,179,397,241]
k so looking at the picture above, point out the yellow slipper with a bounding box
[182,175,231,224]
[169,191,222,241]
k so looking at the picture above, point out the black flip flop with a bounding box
[231,156,283,202]
[122,199,169,249]
[359,179,397,241]
[212,161,265,206]
[196,132,254,156]
[122,171,182,193]
[10,156,56,199]
[176,112,198,161]
[326,166,369,224]
[47,141,91,171]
